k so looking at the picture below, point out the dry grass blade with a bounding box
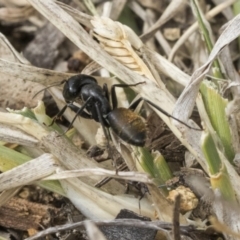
[0,6,35,22]
[140,0,188,42]
[0,153,57,192]
[0,112,99,178]
[61,177,155,220]
[220,47,240,89]
[0,123,39,147]
[84,221,107,240]
[56,1,93,28]
[144,48,190,87]
[0,58,74,85]
[109,0,127,20]
[81,60,102,75]
[210,216,240,239]
[0,0,30,7]
[91,16,155,82]
[44,168,153,183]
[0,32,30,64]
[173,13,240,121]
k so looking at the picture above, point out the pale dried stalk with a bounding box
[0,6,35,22]
[0,0,30,7]
[62,177,155,220]
[56,1,93,28]
[0,33,30,64]
[0,123,39,147]
[0,112,98,171]
[210,216,240,239]
[0,58,74,85]
[140,0,188,42]
[109,0,127,20]
[91,16,156,82]
[45,168,153,183]
[85,221,107,240]
[0,153,57,192]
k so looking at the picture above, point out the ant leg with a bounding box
[129,97,201,130]
[50,104,68,126]
[110,82,145,109]
[67,103,92,119]
[65,97,93,131]
[143,98,201,130]
[128,97,143,111]
[50,102,93,127]
[95,102,110,146]
[95,163,127,188]
[103,83,110,102]
[95,103,120,173]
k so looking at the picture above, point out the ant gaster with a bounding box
[50,74,200,147]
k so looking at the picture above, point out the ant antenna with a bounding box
[32,80,66,99]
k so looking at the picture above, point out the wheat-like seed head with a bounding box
[91,16,156,82]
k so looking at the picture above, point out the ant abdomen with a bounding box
[107,108,146,147]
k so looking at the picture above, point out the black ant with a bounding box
[37,74,200,146]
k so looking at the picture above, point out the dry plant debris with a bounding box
[0,0,240,239]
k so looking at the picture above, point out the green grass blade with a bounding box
[200,81,234,163]
[190,0,224,79]
[201,131,235,201]
[132,147,173,196]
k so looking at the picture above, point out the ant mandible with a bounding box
[52,74,200,147]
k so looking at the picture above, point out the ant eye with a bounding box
[63,84,77,101]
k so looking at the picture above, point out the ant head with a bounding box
[62,74,97,102]
[62,76,80,102]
